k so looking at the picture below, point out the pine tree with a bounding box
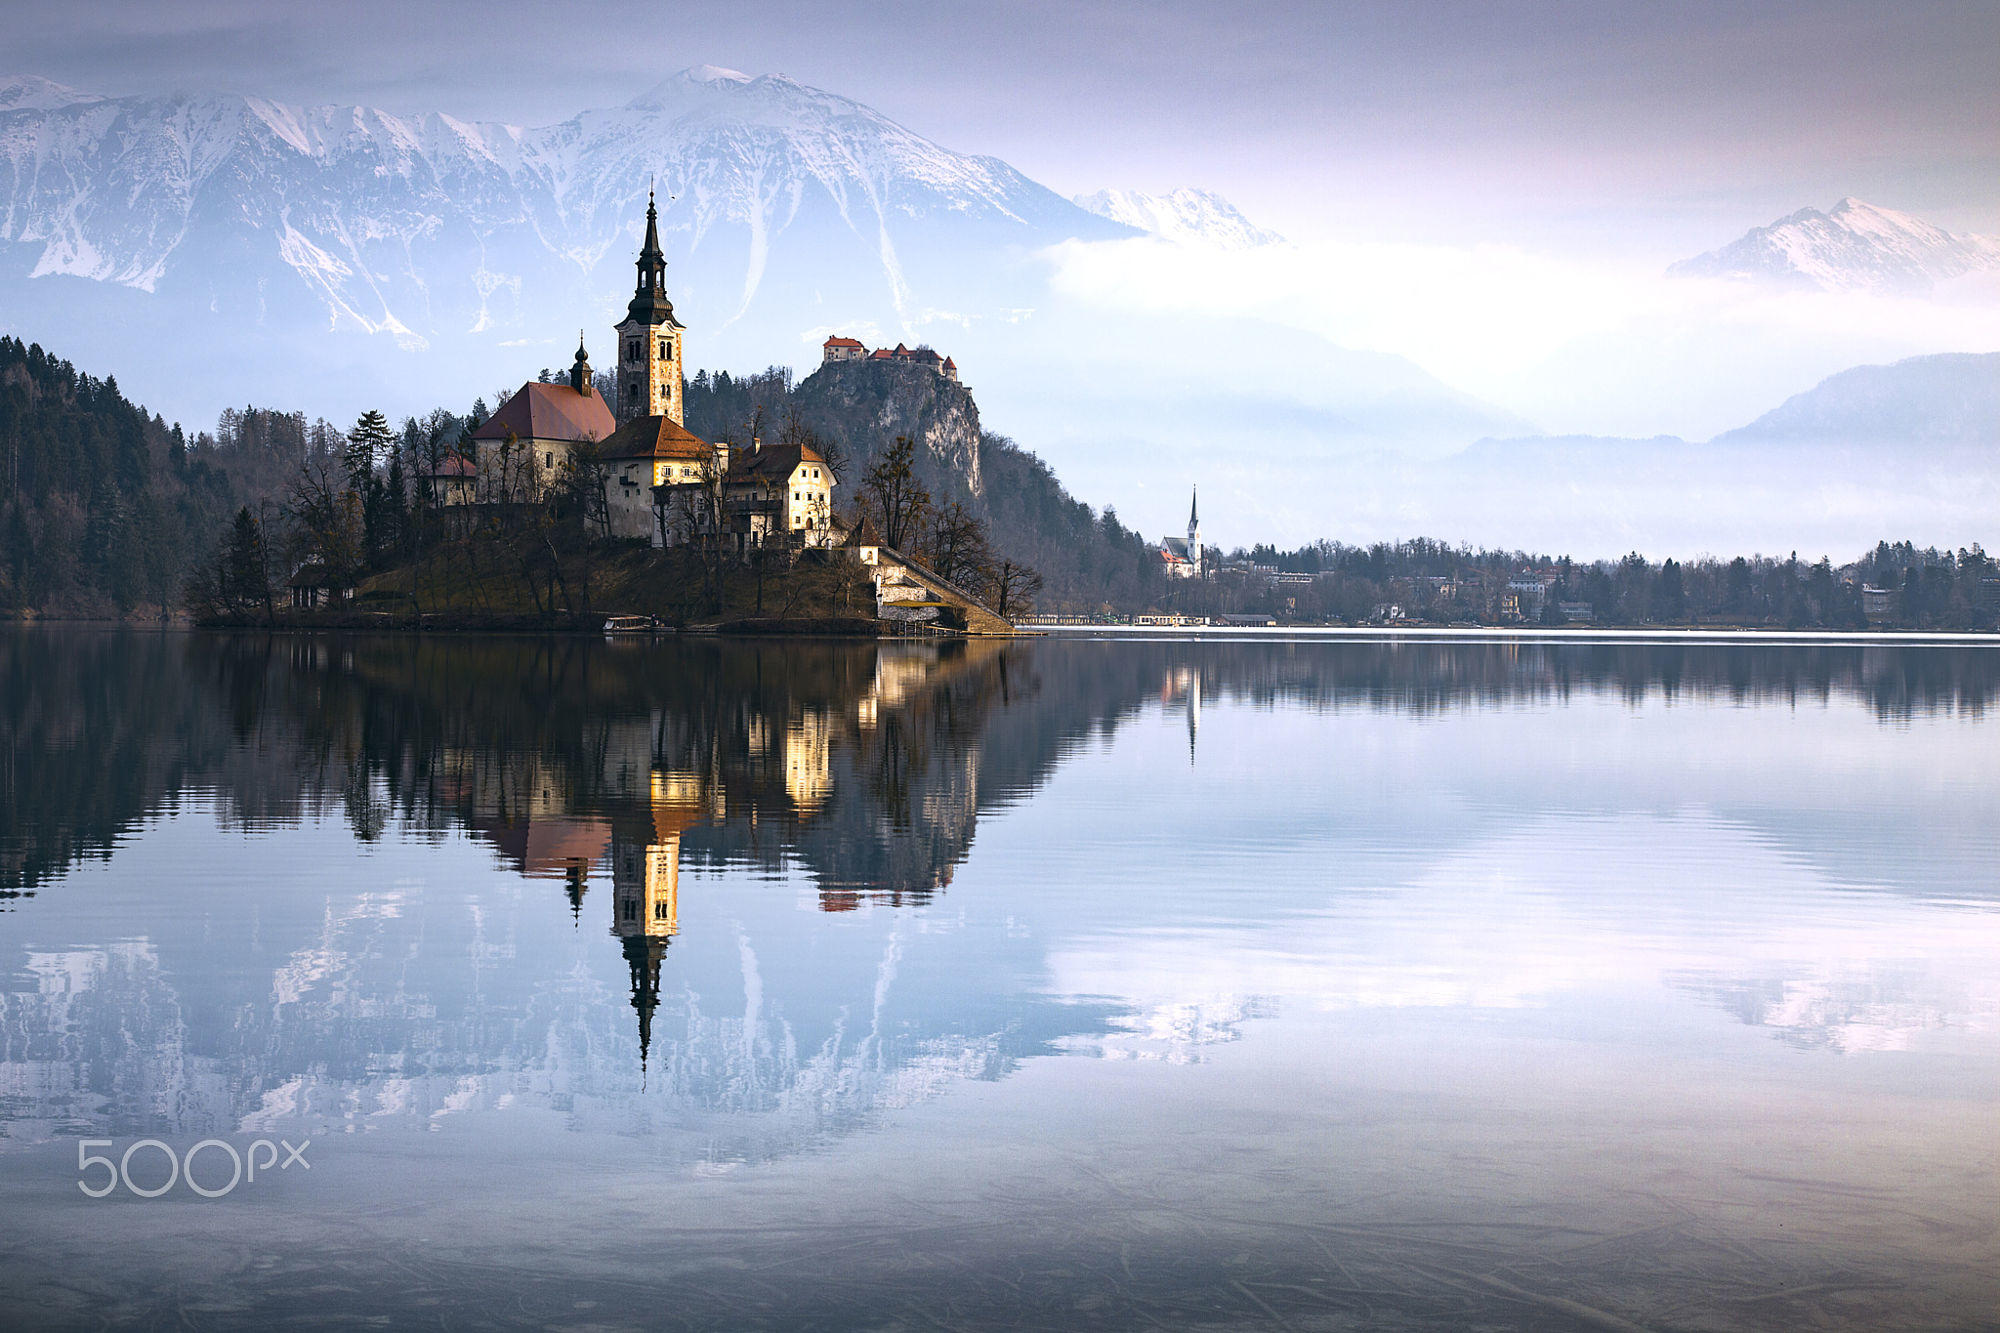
[223,506,270,615]
[344,410,393,491]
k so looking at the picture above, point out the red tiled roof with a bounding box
[426,455,476,478]
[470,381,616,445]
[594,415,714,463]
[823,335,865,348]
[868,348,893,360]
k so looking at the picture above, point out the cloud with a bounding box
[1040,235,2000,439]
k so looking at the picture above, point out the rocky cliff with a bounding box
[791,360,983,501]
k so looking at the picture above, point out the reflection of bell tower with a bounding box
[564,862,588,925]
[612,826,680,1070]
[1187,668,1201,767]
[621,933,669,1070]
[608,769,708,1071]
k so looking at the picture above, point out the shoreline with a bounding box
[1033,623,2000,644]
[4,619,1996,645]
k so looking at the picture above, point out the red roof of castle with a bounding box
[823,335,865,348]
[470,381,615,444]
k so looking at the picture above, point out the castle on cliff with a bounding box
[822,336,959,381]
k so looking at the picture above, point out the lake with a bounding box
[2,629,1996,1330]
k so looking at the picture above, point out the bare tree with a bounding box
[860,436,932,552]
[779,407,847,484]
[921,500,990,589]
[285,455,364,593]
[984,559,1043,619]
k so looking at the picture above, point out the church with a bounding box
[1159,487,1203,578]
[462,190,837,553]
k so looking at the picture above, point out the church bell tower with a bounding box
[1187,486,1201,577]
[615,189,686,425]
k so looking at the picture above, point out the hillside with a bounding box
[685,358,1165,610]
[0,335,258,615]
[1711,352,2000,447]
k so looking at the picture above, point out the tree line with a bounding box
[1180,538,1999,630]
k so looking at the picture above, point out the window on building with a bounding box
[544,452,553,466]
[654,901,670,920]
[659,338,670,359]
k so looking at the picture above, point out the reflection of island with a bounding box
[0,632,1131,1152]
[9,631,1998,905]
[3,630,1998,1154]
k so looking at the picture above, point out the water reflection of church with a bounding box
[612,769,709,1067]
[446,642,998,1067]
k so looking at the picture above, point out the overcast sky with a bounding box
[9,0,1997,252]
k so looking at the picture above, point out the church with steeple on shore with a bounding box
[1159,486,1203,578]
[447,188,845,560]
[591,190,836,550]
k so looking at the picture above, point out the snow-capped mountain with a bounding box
[1072,187,1283,249]
[1668,197,2000,293]
[0,67,1131,416]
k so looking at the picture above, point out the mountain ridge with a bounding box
[1071,187,1283,248]
[1668,197,2000,293]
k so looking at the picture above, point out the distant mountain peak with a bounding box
[1072,187,1283,249]
[1669,198,2000,293]
[0,74,100,112]
[684,64,753,84]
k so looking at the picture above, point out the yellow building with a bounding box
[721,438,837,551]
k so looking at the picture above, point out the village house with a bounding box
[719,437,836,553]
[594,414,720,542]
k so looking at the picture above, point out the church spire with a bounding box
[624,934,665,1075]
[569,331,592,393]
[615,186,686,423]
[1187,485,1202,577]
[626,187,677,325]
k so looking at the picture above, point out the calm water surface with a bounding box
[2,630,1996,1330]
